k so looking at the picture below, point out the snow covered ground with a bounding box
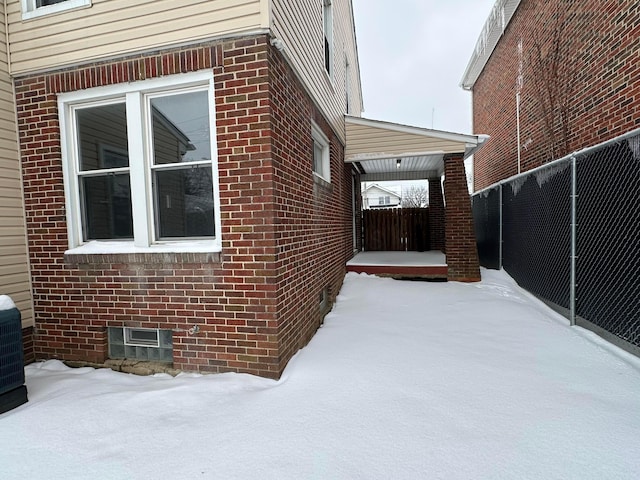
[2,270,640,479]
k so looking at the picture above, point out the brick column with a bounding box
[428,177,445,252]
[443,154,481,282]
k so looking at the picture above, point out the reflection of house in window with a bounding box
[152,106,195,238]
[77,103,133,240]
[75,94,215,241]
[150,102,215,238]
[98,145,131,238]
[151,106,196,164]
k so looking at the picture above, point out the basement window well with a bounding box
[108,327,173,362]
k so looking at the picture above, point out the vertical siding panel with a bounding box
[0,1,34,328]
[271,0,362,142]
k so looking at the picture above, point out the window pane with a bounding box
[37,0,67,6]
[125,328,158,347]
[313,141,323,174]
[76,103,128,171]
[155,166,214,238]
[151,91,211,165]
[323,1,332,74]
[81,174,133,240]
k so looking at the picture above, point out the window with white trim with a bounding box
[311,122,331,183]
[108,327,173,362]
[59,71,221,251]
[323,0,333,77]
[21,0,91,20]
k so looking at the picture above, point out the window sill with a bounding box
[312,172,331,188]
[64,240,222,265]
[22,0,92,21]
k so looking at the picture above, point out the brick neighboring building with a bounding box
[462,0,640,191]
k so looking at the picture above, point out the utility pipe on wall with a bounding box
[516,92,521,175]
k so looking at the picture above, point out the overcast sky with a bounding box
[352,0,497,135]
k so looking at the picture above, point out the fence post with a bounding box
[570,155,577,326]
[499,183,503,270]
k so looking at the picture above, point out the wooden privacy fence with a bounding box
[363,208,430,251]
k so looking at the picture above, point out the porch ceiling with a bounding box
[345,116,488,181]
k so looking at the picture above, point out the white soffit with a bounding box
[345,116,485,179]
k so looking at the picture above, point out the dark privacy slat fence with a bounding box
[472,130,640,353]
[363,208,430,252]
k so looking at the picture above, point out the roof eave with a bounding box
[459,0,523,90]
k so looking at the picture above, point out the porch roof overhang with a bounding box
[345,115,488,181]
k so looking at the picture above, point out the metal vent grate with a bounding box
[0,308,25,395]
[0,306,28,414]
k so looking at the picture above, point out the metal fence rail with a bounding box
[472,129,640,355]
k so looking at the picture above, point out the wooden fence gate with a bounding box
[363,208,430,251]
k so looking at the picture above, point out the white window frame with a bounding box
[322,0,334,79]
[345,56,352,114]
[21,0,91,20]
[125,328,159,348]
[311,121,331,183]
[59,71,222,254]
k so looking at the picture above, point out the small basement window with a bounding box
[125,328,159,347]
[319,286,330,313]
[108,327,173,362]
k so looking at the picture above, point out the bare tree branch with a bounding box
[527,0,582,160]
[401,185,428,208]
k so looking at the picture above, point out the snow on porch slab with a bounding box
[347,250,447,266]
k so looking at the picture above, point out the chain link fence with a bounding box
[472,129,640,355]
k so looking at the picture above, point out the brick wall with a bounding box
[16,34,354,378]
[428,178,444,252]
[268,45,355,371]
[472,0,640,190]
[22,326,34,364]
[444,155,480,282]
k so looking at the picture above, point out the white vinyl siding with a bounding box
[271,0,362,142]
[7,0,266,74]
[21,0,91,21]
[362,185,400,209]
[0,1,34,329]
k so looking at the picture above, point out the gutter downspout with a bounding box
[516,38,523,174]
[516,92,521,174]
